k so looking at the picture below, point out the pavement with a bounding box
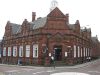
[51,72,90,75]
[0,59,100,75]
[0,58,100,69]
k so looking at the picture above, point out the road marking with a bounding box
[88,71,100,73]
[33,70,57,74]
[33,71,45,74]
[47,70,56,72]
[5,70,19,72]
[5,70,19,75]
[22,69,33,72]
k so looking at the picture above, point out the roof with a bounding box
[10,23,21,34]
[68,24,75,30]
[81,28,91,32]
[48,7,66,18]
[91,37,98,43]
[30,17,47,30]
[87,28,91,32]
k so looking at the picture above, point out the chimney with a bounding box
[66,14,69,24]
[32,12,36,22]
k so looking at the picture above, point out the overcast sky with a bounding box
[0,0,100,40]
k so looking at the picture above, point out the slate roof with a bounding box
[10,23,21,34]
[87,28,91,32]
[81,28,86,32]
[81,28,91,32]
[8,17,47,35]
[91,37,98,43]
[30,17,47,30]
[68,24,75,30]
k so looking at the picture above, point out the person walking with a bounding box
[50,56,55,69]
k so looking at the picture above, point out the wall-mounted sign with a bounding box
[65,52,67,57]
[49,53,51,56]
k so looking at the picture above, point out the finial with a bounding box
[50,0,58,11]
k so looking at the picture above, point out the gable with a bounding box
[52,33,64,42]
[47,7,66,18]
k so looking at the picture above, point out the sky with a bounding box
[0,0,100,40]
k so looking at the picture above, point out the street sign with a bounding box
[65,52,68,57]
[49,53,51,56]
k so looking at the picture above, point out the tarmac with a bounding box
[0,59,100,75]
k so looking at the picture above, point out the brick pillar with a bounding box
[45,57,50,66]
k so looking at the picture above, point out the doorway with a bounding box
[54,45,62,61]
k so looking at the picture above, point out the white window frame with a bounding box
[19,46,23,57]
[74,45,76,58]
[84,47,85,57]
[86,48,87,57]
[3,47,6,56]
[33,44,38,58]
[90,49,91,56]
[88,48,90,56]
[81,48,83,57]
[8,47,11,56]
[13,46,17,57]
[78,46,80,57]
[26,45,30,57]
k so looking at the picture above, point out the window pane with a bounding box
[13,46,17,57]
[84,47,85,57]
[26,45,30,57]
[74,45,76,58]
[8,47,11,56]
[33,44,38,58]
[19,46,23,57]
[81,48,83,57]
[3,47,6,56]
[78,46,80,57]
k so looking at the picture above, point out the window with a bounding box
[19,46,23,57]
[78,46,80,57]
[90,49,91,56]
[74,45,76,58]
[26,45,30,57]
[33,44,38,58]
[81,48,83,57]
[86,48,87,57]
[84,47,85,57]
[88,48,90,56]
[13,46,17,57]
[3,47,6,56]
[8,47,11,56]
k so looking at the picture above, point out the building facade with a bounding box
[1,6,100,65]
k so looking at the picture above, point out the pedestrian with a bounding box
[51,56,56,69]
[50,56,54,64]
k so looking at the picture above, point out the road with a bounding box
[0,59,100,75]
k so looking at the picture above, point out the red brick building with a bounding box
[1,5,100,65]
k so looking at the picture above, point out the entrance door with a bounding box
[54,45,62,61]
